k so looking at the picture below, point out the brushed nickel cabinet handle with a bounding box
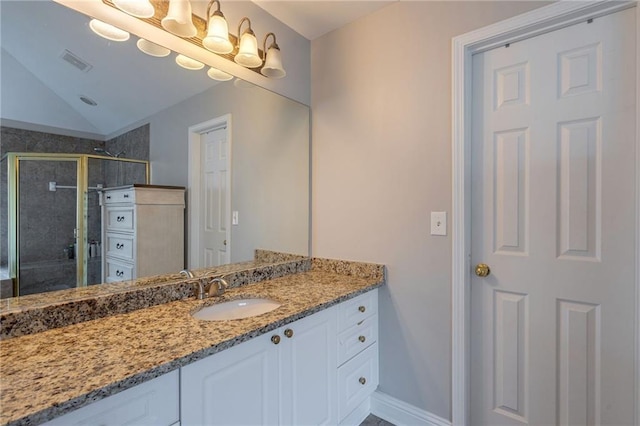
[284,329,294,338]
[359,377,366,385]
[271,335,281,345]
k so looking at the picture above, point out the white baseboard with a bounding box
[339,397,371,426]
[370,391,451,426]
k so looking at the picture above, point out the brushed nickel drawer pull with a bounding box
[358,306,366,313]
[359,377,366,385]
[358,335,366,343]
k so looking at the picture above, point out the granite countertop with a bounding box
[0,259,384,426]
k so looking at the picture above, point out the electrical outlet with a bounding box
[431,211,447,236]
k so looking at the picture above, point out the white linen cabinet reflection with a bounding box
[100,185,185,283]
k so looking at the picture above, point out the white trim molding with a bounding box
[187,114,232,269]
[451,2,639,425]
[371,391,451,426]
[339,397,371,426]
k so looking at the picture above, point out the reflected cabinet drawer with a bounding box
[102,189,135,204]
[105,258,133,282]
[105,233,134,261]
[105,207,134,232]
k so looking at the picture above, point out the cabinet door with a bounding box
[279,307,338,426]
[43,371,179,426]
[180,332,279,426]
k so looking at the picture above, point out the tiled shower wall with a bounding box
[0,124,149,296]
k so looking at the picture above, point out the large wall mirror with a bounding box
[0,0,310,298]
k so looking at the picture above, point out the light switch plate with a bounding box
[431,211,447,236]
[232,211,239,225]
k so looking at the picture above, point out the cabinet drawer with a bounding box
[102,188,134,204]
[105,233,134,261]
[338,315,378,366]
[105,207,134,232]
[43,370,179,426]
[338,342,379,420]
[338,290,378,331]
[105,258,133,282]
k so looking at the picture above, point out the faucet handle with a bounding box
[208,277,228,297]
[193,281,207,300]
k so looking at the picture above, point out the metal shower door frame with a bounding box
[6,153,150,296]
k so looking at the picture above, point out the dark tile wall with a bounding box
[1,125,150,296]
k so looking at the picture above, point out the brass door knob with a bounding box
[358,306,366,313]
[358,335,366,343]
[359,377,366,385]
[271,335,281,345]
[284,329,294,338]
[475,263,491,277]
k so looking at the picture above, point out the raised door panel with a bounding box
[180,332,278,426]
[471,8,637,425]
[337,342,379,420]
[43,371,179,426]
[279,306,337,426]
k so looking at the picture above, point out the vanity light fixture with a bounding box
[176,54,204,70]
[161,0,197,38]
[113,0,154,18]
[234,17,262,68]
[89,19,130,42]
[137,39,171,57]
[207,67,233,81]
[203,0,233,54]
[260,32,285,79]
[99,0,287,79]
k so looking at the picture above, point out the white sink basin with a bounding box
[192,298,281,321]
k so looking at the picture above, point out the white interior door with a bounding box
[199,126,231,267]
[470,8,636,425]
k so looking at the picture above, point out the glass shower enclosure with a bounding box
[3,153,148,297]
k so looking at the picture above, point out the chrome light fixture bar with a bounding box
[101,0,285,78]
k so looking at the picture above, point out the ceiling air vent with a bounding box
[60,49,93,73]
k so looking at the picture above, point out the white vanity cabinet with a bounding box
[180,305,338,426]
[101,185,185,283]
[42,371,179,426]
[336,291,379,422]
[40,290,379,426]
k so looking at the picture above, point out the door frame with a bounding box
[187,114,232,269]
[451,2,639,424]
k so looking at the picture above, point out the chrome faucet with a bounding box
[179,269,209,300]
[193,280,210,300]
[208,277,228,297]
[179,269,195,279]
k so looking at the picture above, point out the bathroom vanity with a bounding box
[0,256,384,426]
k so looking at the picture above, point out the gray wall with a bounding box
[310,1,548,420]
[147,81,309,264]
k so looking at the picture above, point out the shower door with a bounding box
[9,155,85,296]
